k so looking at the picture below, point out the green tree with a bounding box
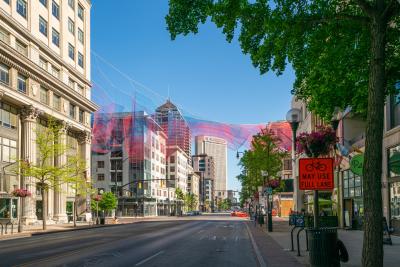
[98,192,118,216]
[184,193,198,211]
[236,128,287,204]
[175,188,185,201]
[64,157,93,227]
[16,119,86,230]
[166,2,399,265]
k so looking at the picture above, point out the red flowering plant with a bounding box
[11,189,32,198]
[266,179,280,189]
[296,126,337,157]
[92,195,102,202]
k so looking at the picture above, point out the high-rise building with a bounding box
[195,136,227,199]
[192,154,215,209]
[0,0,96,224]
[154,100,191,159]
[92,111,171,217]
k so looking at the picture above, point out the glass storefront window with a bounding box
[390,182,400,221]
[388,145,400,178]
[343,170,362,199]
[0,198,17,219]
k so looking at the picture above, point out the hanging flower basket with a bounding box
[11,189,32,198]
[93,195,102,202]
[266,179,280,189]
[296,126,337,157]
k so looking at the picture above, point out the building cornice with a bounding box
[0,45,98,112]
[0,9,91,87]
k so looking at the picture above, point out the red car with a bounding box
[231,211,248,217]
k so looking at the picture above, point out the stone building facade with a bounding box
[0,0,96,225]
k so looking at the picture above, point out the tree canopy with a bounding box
[236,128,287,206]
[166,0,399,119]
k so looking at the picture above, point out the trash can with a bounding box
[100,217,105,225]
[308,228,340,267]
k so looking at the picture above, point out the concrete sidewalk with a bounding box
[267,218,400,267]
[246,221,305,267]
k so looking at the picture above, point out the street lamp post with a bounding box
[286,108,302,212]
[261,171,273,232]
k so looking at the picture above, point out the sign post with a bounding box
[299,158,334,229]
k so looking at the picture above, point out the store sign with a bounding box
[350,154,364,176]
[299,158,334,190]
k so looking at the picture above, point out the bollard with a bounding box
[0,223,3,235]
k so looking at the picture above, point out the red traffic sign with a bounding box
[299,158,334,190]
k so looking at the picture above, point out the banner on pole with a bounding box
[299,158,334,190]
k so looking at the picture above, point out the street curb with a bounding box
[31,223,126,236]
[245,222,267,267]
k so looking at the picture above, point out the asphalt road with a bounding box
[0,215,258,267]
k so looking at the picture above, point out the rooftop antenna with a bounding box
[167,85,170,102]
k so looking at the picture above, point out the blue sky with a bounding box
[91,1,296,191]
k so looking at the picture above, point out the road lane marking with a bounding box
[245,223,266,267]
[135,251,165,266]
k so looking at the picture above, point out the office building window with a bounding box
[3,0,10,5]
[68,18,75,34]
[69,103,75,119]
[39,16,48,37]
[68,43,75,60]
[52,1,59,19]
[17,74,27,94]
[97,161,104,168]
[388,145,400,178]
[52,66,60,78]
[78,28,84,44]
[16,0,27,18]
[16,40,27,56]
[0,64,9,85]
[170,156,175,163]
[53,94,61,111]
[79,109,84,123]
[97,174,104,181]
[39,0,47,7]
[39,57,47,70]
[0,27,10,44]
[78,52,84,68]
[78,4,84,20]
[0,103,17,129]
[52,28,59,47]
[40,87,49,105]
[1,138,17,163]
[68,0,74,9]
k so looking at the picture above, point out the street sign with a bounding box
[299,158,334,190]
[350,154,364,176]
[264,187,273,195]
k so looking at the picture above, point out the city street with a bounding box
[0,215,259,267]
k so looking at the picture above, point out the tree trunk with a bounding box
[73,200,76,227]
[41,186,47,231]
[362,13,386,267]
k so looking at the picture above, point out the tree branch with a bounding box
[383,0,400,21]
[355,0,375,17]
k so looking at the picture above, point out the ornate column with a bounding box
[78,131,92,215]
[20,105,40,224]
[53,121,70,223]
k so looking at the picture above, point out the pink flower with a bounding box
[11,189,32,198]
